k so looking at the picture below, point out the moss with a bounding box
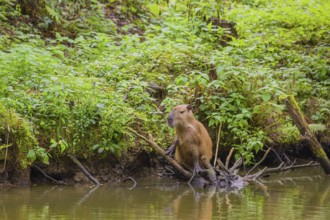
[0,102,38,168]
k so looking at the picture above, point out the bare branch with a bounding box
[229,157,243,173]
[127,127,192,179]
[265,162,285,173]
[216,159,226,171]
[270,148,284,163]
[225,148,234,169]
[265,161,319,174]
[246,147,272,175]
[213,123,222,167]
[244,161,319,181]
[68,154,101,185]
[32,165,65,185]
[252,167,268,180]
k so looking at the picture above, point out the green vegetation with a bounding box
[0,0,329,167]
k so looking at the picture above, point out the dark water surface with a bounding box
[1,167,329,220]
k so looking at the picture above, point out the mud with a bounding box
[1,138,328,186]
[0,148,163,186]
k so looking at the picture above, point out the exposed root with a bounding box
[68,154,101,185]
[32,165,65,185]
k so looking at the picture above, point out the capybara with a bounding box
[167,104,216,183]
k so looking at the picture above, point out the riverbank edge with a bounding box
[1,141,326,186]
[0,148,164,186]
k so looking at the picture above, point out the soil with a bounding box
[1,141,328,186]
[0,148,164,186]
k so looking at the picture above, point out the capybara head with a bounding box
[167,104,194,128]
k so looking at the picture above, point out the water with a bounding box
[1,167,329,220]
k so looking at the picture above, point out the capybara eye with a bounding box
[180,111,185,114]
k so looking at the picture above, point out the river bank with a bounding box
[1,140,326,186]
[1,148,162,186]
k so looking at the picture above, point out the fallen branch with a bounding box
[284,95,330,175]
[127,127,192,179]
[216,159,230,174]
[32,165,65,185]
[128,127,320,189]
[68,154,101,185]
[246,147,272,175]
[264,161,319,174]
[244,161,319,180]
[229,157,242,173]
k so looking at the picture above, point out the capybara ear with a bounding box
[186,104,192,111]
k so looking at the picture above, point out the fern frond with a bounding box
[46,6,62,24]
[308,123,327,133]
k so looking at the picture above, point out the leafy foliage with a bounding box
[0,101,48,167]
[0,0,329,165]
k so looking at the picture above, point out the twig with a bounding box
[127,127,192,179]
[264,162,285,173]
[229,157,242,173]
[123,177,137,190]
[32,165,65,185]
[68,154,101,185]
[270,148,284,163]
[246,147,272,175]
[225,147,234,169]
[265,161,319,174]
[213,123,222,167]
[252,167,268,180]
[216,159,230,174]
[245,161,319,180]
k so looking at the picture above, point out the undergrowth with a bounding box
[0,0,329,166]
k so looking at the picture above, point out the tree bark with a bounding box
[284,95,330,175]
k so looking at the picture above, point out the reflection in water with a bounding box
[168,187,216,220]
[0,167,329,220]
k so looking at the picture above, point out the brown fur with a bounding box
[168,105,214,175]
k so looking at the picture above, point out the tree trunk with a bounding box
[284,95,330,175]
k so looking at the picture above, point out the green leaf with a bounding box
[27,150,37,162]
[41,155,49,165]
[92,144,100,150]
[98,147,104,154]
[148,3,160,16]
[261,93,271,102]
[207,21,212,30]
[50,139,58,149]
[58,140,68,153]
